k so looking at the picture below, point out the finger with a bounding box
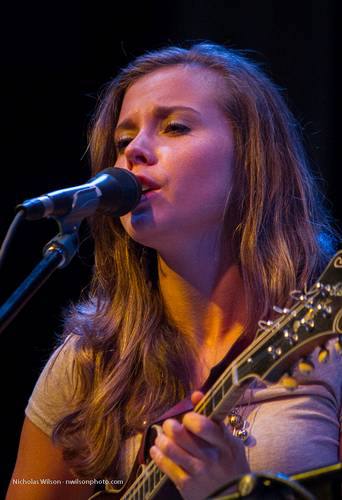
[150,444,191,490]
[191,390,204,406]
[162,418,220,462]
[154,432,205,476]
[182,412,237,450]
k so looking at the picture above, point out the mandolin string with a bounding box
[125,293,313,498]
[124,318,276,500]
[123,460,162,499]
[203,279,340,419]
[127,256,341,497]
[194,287,321,415]
[125,286,322,498]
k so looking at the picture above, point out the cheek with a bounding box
[168,141,234,201]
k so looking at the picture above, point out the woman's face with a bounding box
[115,64,235,250]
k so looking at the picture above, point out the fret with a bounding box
[222,373,231,393]
[152,467,159,487]
[145,466,158,498]
[211,387,222,408]
[150,468,155,491]
[201,397,213,417]
[135,485,140,500]
[143,475,149,497]
[197,371,233,418]
[123,464,157,499]
[156,468,163,481]
[147,472,152,496]
[117,251,342,500]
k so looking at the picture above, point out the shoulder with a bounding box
[42,334,82,390]
[25,334,83,437]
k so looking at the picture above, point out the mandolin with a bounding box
[90,250,342,499]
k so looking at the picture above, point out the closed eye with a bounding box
[164,122,191,134]
[115,122,191,154]
[115,137,133,154]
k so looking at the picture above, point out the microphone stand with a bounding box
[0,207,84,336]
[207,471,315,499]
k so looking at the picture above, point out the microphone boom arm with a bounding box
[0,208,82,336]
[0,166,141,336]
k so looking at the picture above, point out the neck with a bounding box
[157,241,247,359]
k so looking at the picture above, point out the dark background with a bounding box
[0,0,340,494]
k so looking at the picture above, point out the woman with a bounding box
[6,42,341,500]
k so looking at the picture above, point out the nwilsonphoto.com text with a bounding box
[12,478,124,486]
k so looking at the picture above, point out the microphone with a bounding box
[16,168,142,220]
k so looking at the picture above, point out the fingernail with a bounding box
[170,419,182,430]
[163,419,181,432]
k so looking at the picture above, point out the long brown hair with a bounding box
[53,42,338,478]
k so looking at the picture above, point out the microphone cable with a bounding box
[0,210,25,272]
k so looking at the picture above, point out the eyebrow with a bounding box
[115,106,201,136]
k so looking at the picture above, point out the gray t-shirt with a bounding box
[25,335,342,479]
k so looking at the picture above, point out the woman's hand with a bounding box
[149,391,250,500]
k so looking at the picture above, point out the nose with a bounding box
[124,133,157,170]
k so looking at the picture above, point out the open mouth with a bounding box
[140,181,160,196]
[140,187,159,199]
[135,176,161,204]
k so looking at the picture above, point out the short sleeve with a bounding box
[25,334,80,437]
[233,337,342,474]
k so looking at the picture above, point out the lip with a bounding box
[134,188,160,211]
[135,174,161,192]
[132,174,161,210]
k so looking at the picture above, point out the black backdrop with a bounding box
[0,1,340,494]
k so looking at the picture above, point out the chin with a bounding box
[121,213,158,246]
[123,213,180,251]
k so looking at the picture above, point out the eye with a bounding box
[164,122,191,134]
[115,136,133,154]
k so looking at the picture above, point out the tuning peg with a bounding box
[289,290,307,301]
[258,319,274,330]
[317,346,330,363]
[235,429,249,441]
[267,345,282,359]
[335,335,342,355]
[325,304,332,314]
[281,372,298,390]
[315,302,332,317]
[305,319,315,331]
[228,413,244,428]
[315,282,332,298]
[273,305,290,314]
[292,320,301,334]
[298,357,315,374]
[322,304,332,317]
